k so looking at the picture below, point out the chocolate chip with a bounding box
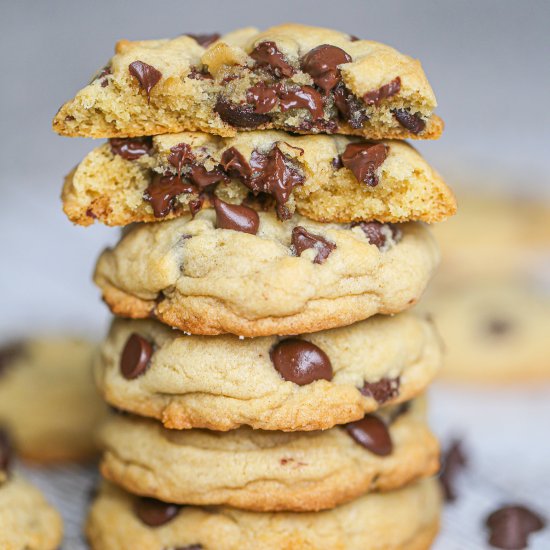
[168,143,195,172]
[135,497,180,527]
[345,415,392,456]
[487,319,513,336]
[393,109,426,134]
[173,546,203,550]
[188,165,228,190]
[349,34,360,42]
[186,33,220,48]
[0,428,12,472]
[86,208,97,219]
[120,334,153,380]
[213,197,259,235]
[270,339,333,386]
[0,341,24,377]
[354,221,401,249]
[109,137,152,160]
[291,226,336,264]
[360,377,400,404]
[279,86,324,120]
[95,66,112,87]
[439,439,467,502]
[341,143,388,186]
[220,147,253,179]
[386,401,411,424]
[334,84,368,129]
[486,505,545,549]
[250,41,295,78]
[128,61,162,101]
[188,66,213,80]
[363,77,401,106]
[215,98,271,128]
[246,83,279,114]
[332,156,343,169]
[144,174,196,218]
[188,196,205,217]
[301,45,352,93]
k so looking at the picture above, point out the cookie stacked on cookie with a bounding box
[54,24,455,549]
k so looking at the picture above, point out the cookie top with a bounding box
[0,474,63,550]
[86,479,440,550]
[0,338,109,462]
[53,24,442,141]
[419,280,550,383]
[100,398,438,512]
[94,210,439,336]
[64,132,455,227]
[95,313,441,431]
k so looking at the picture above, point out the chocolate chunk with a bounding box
[213,198,259,235]
[486,505,545,549]
[439,439,467,502]
[135,497,180,527]
[246,83,279,114]
[360,377,400,404]
[120,334,153,380]
[168,143,195,172]
[128,60,162,100]
[334,85,368,128]
[341,142,388,186]
[301,45,352,93]
[393,109,426,134]
[215,98,271,128]
[345,415,392,456]
[188,196,205,217]
[188,165,228,189]
[0,428,12,472]
[291,226,336,264]
[270,339,333,386]
[109,137,152,160]
[0,341,24,377]
[173,546,203,550]
[363,77,401,106]
[487,319,513,336]
[144,174,195,218]
[220,147,252,179]
[332,156,343,169]
[250,41,295,78]
[354,221,401,249]
[279,86,324,120]
[186,33,220,48]
[188,66,213,80]
[349,34,360,42]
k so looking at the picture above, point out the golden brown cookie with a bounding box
[53,24,443,141]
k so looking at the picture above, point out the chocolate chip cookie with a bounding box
[86,478,441,550]
[95,313,441,431]
[94,210,439,336]
[53,24,443,141]
[99,398,438,512]
[0,338,109,462]
[63,131,455,227]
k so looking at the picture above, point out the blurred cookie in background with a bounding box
[0,338,108,463]
[420,279,550,383]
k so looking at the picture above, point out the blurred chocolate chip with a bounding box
[109,137,152,160]
[168,143,195,172]
[246,83,279,114]
[393,109,426,134]
[120,334,153,380]
[486,505,545,549]
[279,86,324,120]
[86,208,97,219]
[345,415,392,456]
[128,60,162,101]
[487,319,513,336]
[188,66,213,80]
[363,77,401,106]
[189,196,205,217]
[270,339,333,386]
[386,401,411,424]
[220,147,253,179]
[334,84,368,128]
[291,226,336,264]
[188,165,228,190]
[439,439,467,502]
[186,33,220,48]
[341,143,388,186]
[360,377,400,404]
[354,221,400,249]
[250,41,295,78]
[135,497,180,527]
[301,44,352,93]
[95,66,112,87]
[0,428,12,472]
[0,341,24,377]
[213,198,259,235]
[144,174,196,218]
[172,546,203,550]
[332,156,343,169]
[349,34,360,42]
[215,98,271,128]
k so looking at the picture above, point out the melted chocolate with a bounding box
[110,137,152,160]
[215,98,271,128]
[128,60,162,100]
[213,198,259,235]
[301,44,352,93]
[250,41,295,78]
[341,142,388,186]
[393,109,426,134]
[363,77,401,105]
[291,226,336,264]
[144,174,195,218]
[345,415,393,456]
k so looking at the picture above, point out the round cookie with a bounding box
[86,479,441,550]
[0,338,109,462]
[95,313,442,431]
[99,399,439,512]
[419,280,550,383]
[94,209,439,336]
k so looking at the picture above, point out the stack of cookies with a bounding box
[53,24,456,549]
